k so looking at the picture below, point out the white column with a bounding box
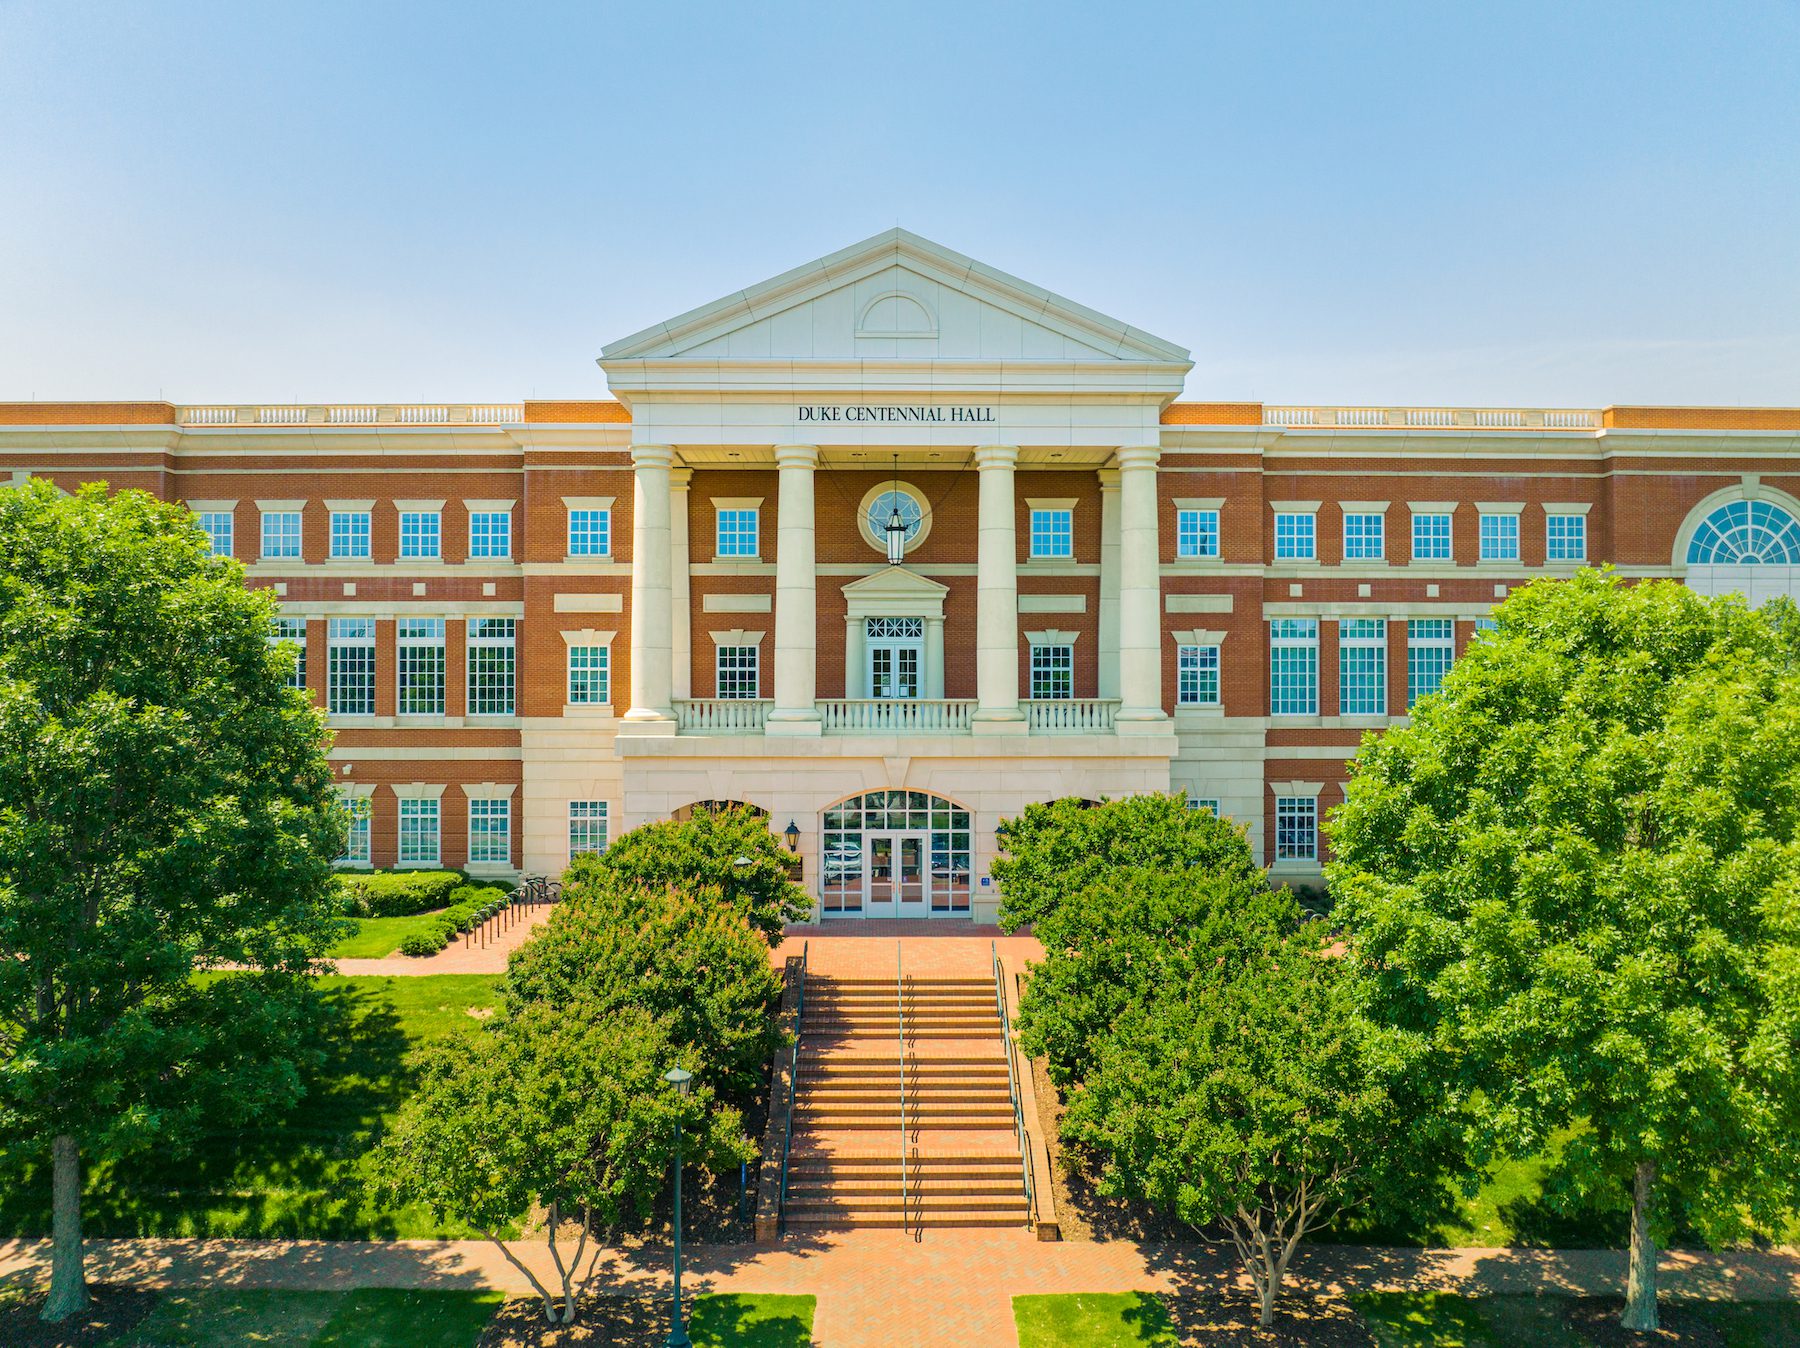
[844,616,866,699]
[973,444,1026,732]
[767,444,822,734]
[924,615,946,699]
[622,444,676,731]
[670,467,692,702]
[1115,445,1167,728]
[1098,467,1122,700]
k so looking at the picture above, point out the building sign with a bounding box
[795,404,996,425]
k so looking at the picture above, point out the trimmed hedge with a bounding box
[396,884,516,958]
[337,870,466,918]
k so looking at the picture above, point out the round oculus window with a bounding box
[860,487,927,554]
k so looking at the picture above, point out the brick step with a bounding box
[797,1053,1006,1066]
[787,1165,1022,1183]
[806,996,995,1009]
[799,1085,1013,1099]
[787,1181,1022,1200]
[787,1154,1021,1169]
[803,1018,999,1032]
[784,1210,1027,1229]
[784,1192,1026,1213]
[810,979,992,988]
[794,1115,1015,1131]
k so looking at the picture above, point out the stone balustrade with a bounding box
[1262,406,1600,430]
[1022,698,1120,733]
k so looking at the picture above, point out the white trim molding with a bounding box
[560,628,618,647]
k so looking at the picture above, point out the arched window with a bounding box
[820,790,972,916]
[671,800,768,823]
[1686,501,1800,564]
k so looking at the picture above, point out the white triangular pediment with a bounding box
[842,566,950,620]
[602,229,1189,366]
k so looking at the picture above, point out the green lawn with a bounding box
[327,912,459,959]
[1014,1292,1180,1347]
[0,974,501,1241]
[690,1293,816,1347]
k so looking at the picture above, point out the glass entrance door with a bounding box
[864,830,928,916]
[866,617,924,699]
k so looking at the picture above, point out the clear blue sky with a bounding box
[2,0,1795,407]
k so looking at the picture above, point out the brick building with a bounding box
[5,229,1798,923]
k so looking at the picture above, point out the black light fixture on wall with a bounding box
[783,819,800,852]
[885,453,907,565]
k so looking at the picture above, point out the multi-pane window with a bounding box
[1274,512,1316,560]
[399,511,441,559]
[398,798,440,865]
[1343,513,1385,560]
[1275,797,1318,861]
[467,618,516,715]
[716,508,759,558]
[468,511,511,559]
[197,511,234,557]
[717,645,760,699]
[1479,513,1520,561]
[1547,513,1586,562]
[269,617,307,690]
[337,793,371,865]
[1029,644,1074,699]
[261,511,302,560]
[1176,508,1220,559]
[1269,619,1319,716]
[568,509,610,557]
[468,798,511,865]
[1412,512,1453,561]
[1029,508,1073,558]
[1475,617,1500,637]
[1186,796,1221,814]
[567,646,610,704]
[1339,618,1387,716]
[396,617,446,715]
[1407,618,1455,707]
[1176,644,1220,706]
[326,618,375,715]
[329,511,371,559]
[569,801,608,859]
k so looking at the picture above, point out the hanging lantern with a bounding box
[885,505,908,565]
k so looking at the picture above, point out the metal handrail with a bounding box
[992,941,1037,1229]
[776,940,808,1232]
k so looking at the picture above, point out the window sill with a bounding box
[1169,555,1223,566]
[564,554,614,564]
[711,555,763,566]
[562,703,615,718]
[1025,554,1077,565]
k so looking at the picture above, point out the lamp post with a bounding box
[665,1065,693,1348]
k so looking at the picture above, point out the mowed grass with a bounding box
[1014,1292,1180,1347]
[690,1293,816,1347]
[0,975,501,1241]
[130,1288,505,1347]
[326,912,458,959]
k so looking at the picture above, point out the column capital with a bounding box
[669,466,693,488]
[631,443,675,469]
[1098,467,1121,491]
[773,443,819,469]
[974,444,1020,470]
[1114,444,1161,471]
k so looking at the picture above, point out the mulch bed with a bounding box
[474,1292,668,1347]
[1562,1296,1733,1346]
[1164,1293,1377,1346]
[0,1283,159,1348]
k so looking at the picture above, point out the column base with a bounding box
[616,712,678,738]
[971,712,1029,737]
[1113,708,1171,735]
[764,711,824,738]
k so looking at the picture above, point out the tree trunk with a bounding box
[1258,1240,1278,1328]
[42,1135,88,1323]
[1621,1159,1658,1332]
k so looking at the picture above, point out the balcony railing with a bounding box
[176,403,524,427]
[1262,406,1599,430]
[674,699,771,733]
[1021,698,1119,733]
[817,699,975,733]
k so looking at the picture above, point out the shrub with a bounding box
[399,928,450,957]
[449,883,507,909]
[592,806,808,942]
[337,869,465,918]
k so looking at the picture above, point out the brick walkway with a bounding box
[2,1234,1795,1346]
[327,903,555,976]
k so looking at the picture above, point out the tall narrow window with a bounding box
[716,508,759,558]
[1177,644,1220,706]
[326,618,375,715]
[467,618,516,715]
[1274,512,1316,560]
[1175,508,1219,559]
[468,511,511,559]
[261,510,302,560]
[197,511,234,557]
[1479,513,1520,561]
[398,798,440,865]
[468,798,511,865]
[1546,513,1586,562]
[1407,618,1455,706]
[1338,618,1387,716]
[329,511,371,559]
[1342,513,1385,560]
[1412,512,1453,561]
[1269,619,1318,716]
[716,645,760,699]
[336,793,371,865]
[396,617,446,715]
[269,617,307,690]
[568,509,610,557]
[1029,508,1073,558]
[569,801,608,859]
[567,646,610,704]
[1275,797,1318,861]
[1029,644,1074,699]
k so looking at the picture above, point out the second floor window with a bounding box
[717,645,760,699]
[567,645,610,704]
[717,508,759,557]
[396,617,446,715]
[400,511,441,559]
[1412,512,1453,561]
[467,618,516,715]
[1547,513,1587,561]
[469,511,511,559]
[1176,508,1219,559]
[1479,513,1520,561]
[1339,618,1387,716]
[1274,512,1315,560]
[1029,644,1074,699]
[1029,508,1073,558]
[269,617,307,690]
[1176,644,1220,706]
[327,617,375,715]
[261,511,302,560]
[568,509,610,557]
[197,511,234,557]
[1343,513,1385,560]
[1269,618,1318,716]
[330,511,371,559]
[1407,618,1455,707]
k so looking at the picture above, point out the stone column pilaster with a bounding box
[924,615,946,699]
[1098,468,1122,700]
[844,616,866,699]
[621,444,676,732]
[670,468,692,702]
[973,444,1026,732]
[1115,445,1167,728]
[768,444,822,734]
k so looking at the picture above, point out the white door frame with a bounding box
[863,829,929,917]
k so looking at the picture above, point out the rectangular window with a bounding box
[1176,644,1220,706]
[568,509,610,557]
[567,645,610,704]
[1343,513,1385,560]
[396,617,446,716]
[399,511,441,559]
[1412,512,1453,561]
[468,798,511,865]
[1274,512,1316,560]
[716,645,760,699]
[1339,618,1388,716]
[1475,617,1500,637]
[1275,797,1318,861]
[1175,508,1219,559]
[336,793,371,865]
[1407,618,1455,707]
[261,510,302,560]
[326,618,375,715]
[1186,795,1221,815]
[197,511,234,557]
[329,511,371,559]
[1029,644,1074,699]
[1029,508,1073,559]
[569,801,608,859]
[1479,513,1520,561]
[716,508,759,558]
[467,618,516,715]
[1546,513,1586,562]
[1269,618,1319,716]
[398,798,440,865]
[468,511,511,559]
[269,617,307,690]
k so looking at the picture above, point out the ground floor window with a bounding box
[1275,796,1317,861]
[398,798,440,865]
[820,790,972,916]
[468,798,511,865]
[336,793,371,864]
[569,801,607,859]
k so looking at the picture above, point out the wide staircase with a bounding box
[781,962,1034,1231]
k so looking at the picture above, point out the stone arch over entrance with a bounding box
[818,788,974,918]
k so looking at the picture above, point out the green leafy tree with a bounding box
[0,481,343,1321]
[1329,570,1800,1331]
[592,805,808,942]
[374,1002,750,1324]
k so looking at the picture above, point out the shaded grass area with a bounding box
[327,912,458,959]
[0,975,501,1241]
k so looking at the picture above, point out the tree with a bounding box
[1329,570,1800,1331]
[375,1002,750,1324]
[0,481,344,1320]
[592,804,808,942]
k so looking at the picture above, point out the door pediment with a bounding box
[842,566,950,620]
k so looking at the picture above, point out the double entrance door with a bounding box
[863,830,928,917]
[867,617,924,700]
